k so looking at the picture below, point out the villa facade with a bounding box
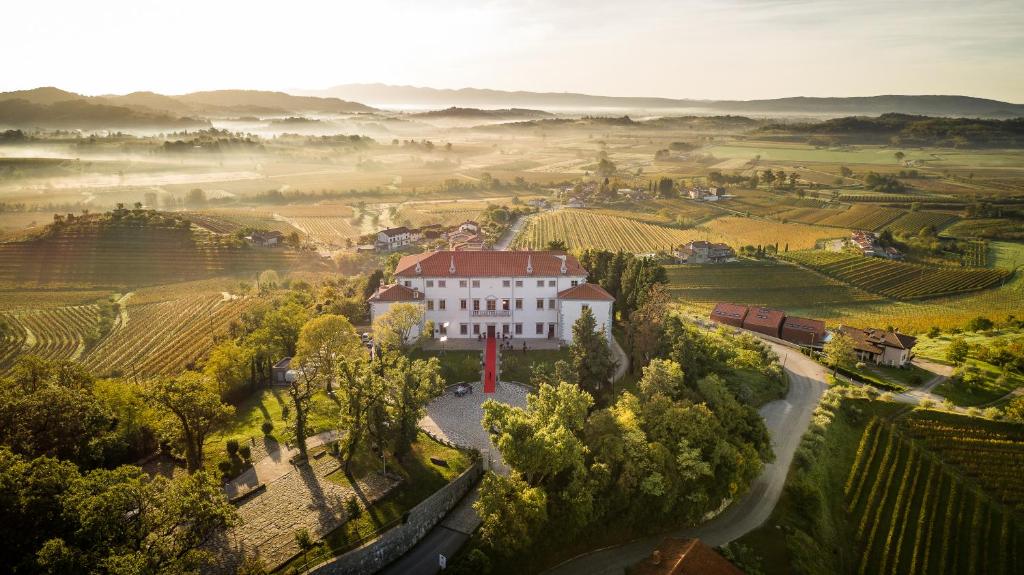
[368,250,614,344]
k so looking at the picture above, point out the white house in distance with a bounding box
[368,250,614,344]
[376,226,412,251]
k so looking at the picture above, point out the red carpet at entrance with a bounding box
[484,336,496,393]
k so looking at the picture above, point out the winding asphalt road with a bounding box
[544,341,828,575]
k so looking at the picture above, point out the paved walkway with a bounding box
[493,212,536,250]
[419,380,530,474]
[225,429,342,500]
[217,430,398,571]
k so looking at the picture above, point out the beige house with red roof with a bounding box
[837,326,917,366]
[368,250,614,344]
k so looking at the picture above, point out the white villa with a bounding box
[368,251,614,344]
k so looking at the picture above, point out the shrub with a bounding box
[346,495,362,519]
[927,326,941,338]
[452,549,493,575]
[261,420,274,435]
[239,445,252,461]
[217,460,232,475]
[919,398,936,409]
[294,528,314,551]
[856,362,866,370]
[226,438,240,456]
[282,405,290,420]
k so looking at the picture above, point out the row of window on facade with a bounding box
[404,279,580,289]
[441,322,559,336]
[426,297,571,311]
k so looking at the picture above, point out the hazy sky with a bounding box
[4,0,1022,102]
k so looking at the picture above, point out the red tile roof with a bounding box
[558,283,615,301]
[839,326,917,353]
[367,283,421,302]
[743,306,785,329]
[631,538,744,575]
[395,250,587,278]
[378,226,410,237]
[711,302,749,321]
[783,315,826,334]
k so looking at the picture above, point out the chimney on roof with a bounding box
[559,255,567,274]
[526,255,533,275]
[449,256,456,274]
[414,261,422,274]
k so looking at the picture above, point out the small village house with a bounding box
[675,241,735,264]
[246,230,285,247]
[838,326,917,367]
[376,226,412,251]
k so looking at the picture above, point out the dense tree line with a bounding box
[759,113,1024,148]
[471,312,780,565]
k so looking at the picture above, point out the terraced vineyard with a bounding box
[0,305,103,370]
[665,261,882,309]
[513,209,693,252]
[961,240,989,268]
[186,210,302,236]
[886,211,958,235]
[781,250,1011,300]
[83,293,256,377]
[514,210,837,252]
[0,223,324,288]
[816,204,905,230]
[286,216,362,247]
[844,416,1023,575]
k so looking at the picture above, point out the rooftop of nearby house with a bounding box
[783,315,827,335]
[394,250,587,278]
[630,538,744,575]
[367,283,421,302]
[378,226,411,237]
[557,283,615,301]
[743,306,786,329]
[838,326,916,353]
[711,302,749,320]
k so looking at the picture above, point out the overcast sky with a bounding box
[4,0,1022,102]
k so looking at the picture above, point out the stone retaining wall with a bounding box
[305,459,483,575]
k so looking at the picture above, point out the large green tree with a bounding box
[624,283,669,373]
[569,307,615,399]
[147,372,233,472]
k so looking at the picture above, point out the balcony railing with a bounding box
[471,310,511,317]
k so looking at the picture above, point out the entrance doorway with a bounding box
[487,324,496,338]
[547,323,556,339]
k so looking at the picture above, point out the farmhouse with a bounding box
[376,226,412,251]
[368,250,614,344]
[674,241,735,264]
[782,315,827,347]
[838,326,917,367]
[246,230,284,247]
[565,197,586,209]
[742,307,785,338]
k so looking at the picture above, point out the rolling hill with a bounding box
[308,83,1024,118]
[0,87,376,130]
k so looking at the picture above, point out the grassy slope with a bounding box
[915,329,1024,406]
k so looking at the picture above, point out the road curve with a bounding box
[544,342,828,575]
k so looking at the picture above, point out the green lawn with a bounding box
[277,433,472,574]
[864,363,933,387]
[204,387,342,476]
[409,347,571,387]
[933,359,1023,406]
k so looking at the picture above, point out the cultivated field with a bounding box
[844,415,1023,575]
[83,292,255,377]
[665,261,881,310]
[781,250,1010,300]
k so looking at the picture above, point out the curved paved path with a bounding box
[545,341,827,575]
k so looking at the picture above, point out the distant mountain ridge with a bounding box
[0,87,375,130]
[306,84,1024,118]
